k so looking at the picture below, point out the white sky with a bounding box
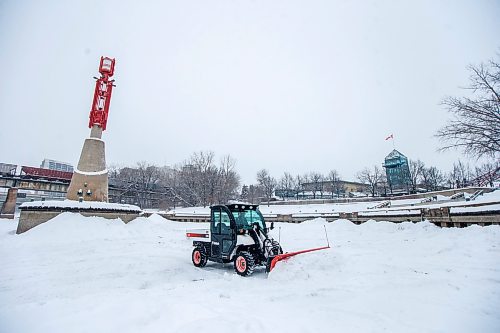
[0,0,499,184]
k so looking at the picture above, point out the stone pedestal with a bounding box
[17,209,140,234]
[0,187,18,219]
[66,125,108,202]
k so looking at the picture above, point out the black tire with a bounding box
[192,247,207,267]
[234,251,255,276]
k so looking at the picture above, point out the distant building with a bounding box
[276,180,369,200]
[40,159,74,173]
[383,149,411,194]
[0,163,17,175]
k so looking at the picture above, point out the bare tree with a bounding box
[278,172,296,199]
[421,166,446,191]
[379,173,389,196]
[294,174,304,200]
[246,184,264,204]
[107,164,121,179]
[256,169,277,204]
[327,169,343,198]
[357,166,382,197]
[158,166,191,208]
[408,159,425,192]
[172,151,241,207]
[448,160,472,188]
[137,162,161,189]
[217,155,240,204]
[176,162,202,206]
[436,58,500,158]
[108,152,241,209]
[190,151,216,207]
[309,172,324,199]
[473,160,500,187]
[111,162,163,208]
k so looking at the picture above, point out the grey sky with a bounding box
[0,0,499,184]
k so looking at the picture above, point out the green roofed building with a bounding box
[383,149,411,194]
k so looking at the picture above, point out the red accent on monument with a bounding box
[88,57,116,131]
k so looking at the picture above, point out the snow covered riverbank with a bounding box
[166,189,500,217]
[0,214,499,333]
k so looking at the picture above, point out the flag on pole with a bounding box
[385,134,393,141]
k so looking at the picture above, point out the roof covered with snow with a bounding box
[385,149,407,161]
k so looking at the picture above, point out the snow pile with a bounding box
[20,200,142,212]
[0,215,499,333]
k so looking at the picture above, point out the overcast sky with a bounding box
[0,0,499,184]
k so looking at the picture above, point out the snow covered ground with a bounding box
[1,214,499,333]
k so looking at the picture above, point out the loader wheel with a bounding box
[234,251,255,276]
[192,247,207,267]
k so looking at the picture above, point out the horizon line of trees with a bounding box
[108,152,498,208]
[243,158,498,203]
[108,151,240,209]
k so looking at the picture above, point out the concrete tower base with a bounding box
[66,125,108,202]
[0,187,18,218]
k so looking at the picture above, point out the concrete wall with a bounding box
[17,209,140,234]
[0,188,17,218]
[154,207,500,228]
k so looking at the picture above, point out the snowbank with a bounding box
[0,215,499,333]
[20,200,142,212]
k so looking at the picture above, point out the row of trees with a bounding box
[357,159,499,197]
[110,154,497,208]
[240,169,347,203]
[109,151,240,208]
[241,157,498,204]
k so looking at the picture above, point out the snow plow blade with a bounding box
[267,246,330,272]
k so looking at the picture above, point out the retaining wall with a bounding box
[17,208,140,234]
[149,206,500,228]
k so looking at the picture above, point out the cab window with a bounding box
[220,210,231,235]
[233,210,265,230]
[211,209,221,234]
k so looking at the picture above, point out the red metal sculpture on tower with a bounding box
[89,57,116,131]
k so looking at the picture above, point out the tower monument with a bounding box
[66,57,116,202]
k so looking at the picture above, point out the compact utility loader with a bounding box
[186,202,329,276]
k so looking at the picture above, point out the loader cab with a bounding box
[227,203,267,233]
[210,205,236,262]
[209,203,269,263]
